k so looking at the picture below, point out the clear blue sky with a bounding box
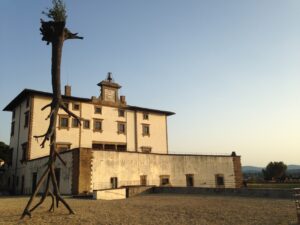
[1,0,299,166]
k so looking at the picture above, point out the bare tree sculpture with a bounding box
[21,0,83,219]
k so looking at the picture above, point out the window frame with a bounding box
[186,174,194,187]
[92,143,104,150]
[140,175,147,186]
[142,124,150,136]
[143,113,149,120]
[63,101,69,109]
[71,118,79,128]
[117,122,126,134]
[110,177,118,189]
[59,115,69,129]
[72,102,80,111]
[10,121,15,137]
[116,144,126,151]
[21,142,28,162]
[12,109,16,120]
[83,119,90,129]
[26,97,30,108]
[24,111,29,128]
[104,144,116,150]
[215,174,225,188]
[118,109,125,117]
[56,143,71,152]
[94,106,102,114]
[160,175,170,186]
[93,119,103,132]
[141,146,152,153]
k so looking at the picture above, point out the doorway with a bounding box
[32,172,37,193]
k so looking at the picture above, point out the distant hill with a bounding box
[287,165,300,170]
[242,166,262,173]
[242,165,300,174]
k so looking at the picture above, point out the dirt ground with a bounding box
[0,194,297,225]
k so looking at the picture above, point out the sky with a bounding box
[0,0,300,167]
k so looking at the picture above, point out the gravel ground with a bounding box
[0,194,297,225]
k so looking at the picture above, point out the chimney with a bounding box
[120,95,126,104]
[65,85,71,96]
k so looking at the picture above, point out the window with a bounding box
[72,103,80,111]
[141,146,151,153]
[56,143,71,152]
[118,109,125,117]
[16,176,19,186]
[93,119,102,132]
[104,144,115,150]
[142,124,150,136]
[143,113,149,120]
[63,102,69,109]
[140,175,147,186]
[59,116,69,129]
[117,122,126,134]
[186,174,194,187]
[92,143,103,150]
[94,106,102,114]
[26,97,30,108]
[83,120,90,129]
[215,174,225,188]
[12,110,16,119]
[160,175,170,186]
[21,142,28,162]
[117,145,126,151]
[24,111,29,128]
[10,122,15,136]
[110,177,118,189]
[72,118,79,128]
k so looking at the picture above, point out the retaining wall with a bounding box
[153,187,294,199]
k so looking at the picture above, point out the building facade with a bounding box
[3,73,243,195]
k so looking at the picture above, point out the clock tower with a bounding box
[97,72,125,105]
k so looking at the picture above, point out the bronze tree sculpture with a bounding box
[21,0,83,219]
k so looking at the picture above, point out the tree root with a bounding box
[20,168,50,219]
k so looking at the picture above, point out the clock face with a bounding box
[104,89,116,102]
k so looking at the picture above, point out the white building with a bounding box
[3,73,242,195]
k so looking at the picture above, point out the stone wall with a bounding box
[92,150,239,190]
[153,187,294,199]
[72,148,93,194]
[6,150,73,195]
[232,156,243,188]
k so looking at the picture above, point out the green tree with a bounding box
[262,161,287,182]
[0,142,11,164]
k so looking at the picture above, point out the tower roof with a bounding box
[97,72,121,89]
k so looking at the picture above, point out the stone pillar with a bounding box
[232,155,243,188]
[72,148,93,195]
